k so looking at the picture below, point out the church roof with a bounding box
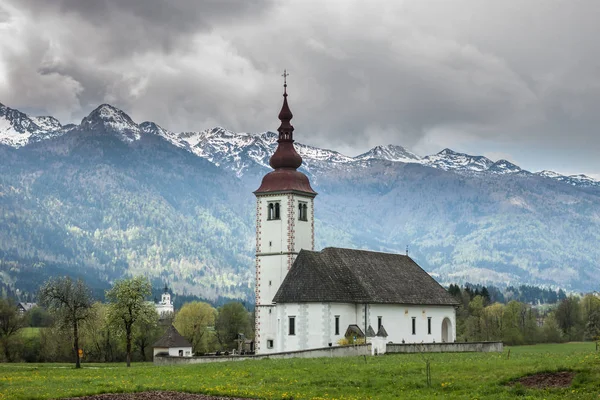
[366,325,376,337]
[345,324,365,338]
[376,325,388,337]
[273,247,459,306]
[153,325,192,348]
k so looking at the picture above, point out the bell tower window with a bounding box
[267,202,280,220]
[298,202,308,221]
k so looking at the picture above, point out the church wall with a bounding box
[367,304,456,344]
[292,195,314,252]
[274,302,456,352]
[255,192,316,354]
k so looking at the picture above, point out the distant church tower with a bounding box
[155,283,174,317]
[254,72,317,353]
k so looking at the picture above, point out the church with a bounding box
[253,76,459,354]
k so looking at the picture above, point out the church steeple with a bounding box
[253,72,317,354]
[255,72,315,194]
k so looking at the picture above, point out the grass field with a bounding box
[0,343,599,400]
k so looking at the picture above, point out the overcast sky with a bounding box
[1,0,599,176]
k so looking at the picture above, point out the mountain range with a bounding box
[1,101,599,302]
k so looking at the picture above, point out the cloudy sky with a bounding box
[1,0,599,176]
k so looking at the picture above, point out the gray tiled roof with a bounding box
[273,247,459,306]
[366,325,376,337]
[345,324,364,338]
[376,325,388,337]
[153,325,192,348]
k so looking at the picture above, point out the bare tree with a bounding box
[39,277,94,368]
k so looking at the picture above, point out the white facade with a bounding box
[255,192,315,354]
[155,291,174,316]
[153,346,192,357]
[274,303,456,352]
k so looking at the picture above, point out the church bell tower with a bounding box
[253,72,316,354]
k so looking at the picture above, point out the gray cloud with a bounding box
[1,0,599,175]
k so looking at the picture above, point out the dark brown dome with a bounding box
[255,168,316,194]
[255,80,316,196]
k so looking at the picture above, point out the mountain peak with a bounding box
[423,148,493,172]
[356,144,421,163]
[80,103,140,141]
[488,159,523,174]
[0,102,64,147]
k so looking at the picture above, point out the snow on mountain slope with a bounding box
[488,159,523,175]
[0,103,63,147]
[139,121,189,149]
[537,170,563,179]
[80,104,141,142]
[2,101,599,188]
[422,149,494,172]
[355,144,422,163]
[535,170,600,187]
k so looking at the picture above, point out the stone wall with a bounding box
[386,341,503,354]
[154,344,371,365]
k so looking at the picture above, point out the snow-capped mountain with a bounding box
[1,101,598,188]
[355,144,422,163]
[80,104,141,142]
[536,170,599,187]
[488,159,523,175]
[0,102,64,147]
[422,149,494,172]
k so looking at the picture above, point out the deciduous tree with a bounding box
[173,301,216,354]
[106,276,157,367]
[39,277,94,368]
[0,298,24,361]
[215,302,252,350]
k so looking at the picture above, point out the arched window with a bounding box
[298,202,308,221]
[267,202,280,220]
[268,203,274,220]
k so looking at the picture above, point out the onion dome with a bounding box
[255,72,316,195]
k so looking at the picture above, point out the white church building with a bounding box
[155,284,174,317]
[253,78,459,354]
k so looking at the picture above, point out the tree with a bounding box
[173,301,216,354]
[39,277,94,368]
[106,276,156,367]
[0,298,24,361]
[582,294,600,340]
[80,302,121,362]
[555,296,584,340]
[134,313,160,361]
[215,302,252,349]
[25,306,53,327]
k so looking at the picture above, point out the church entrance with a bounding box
[441,318,452,343]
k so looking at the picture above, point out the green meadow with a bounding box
[0,343,598,400]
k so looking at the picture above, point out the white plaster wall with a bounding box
[292,195,314,252]
[155,303,174,315]
[367,304,456,344]
[153,346,192,357]
[258,195,290,257]
[255,193,316,354]
[274,303,456,352]
[168,347,192,357]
